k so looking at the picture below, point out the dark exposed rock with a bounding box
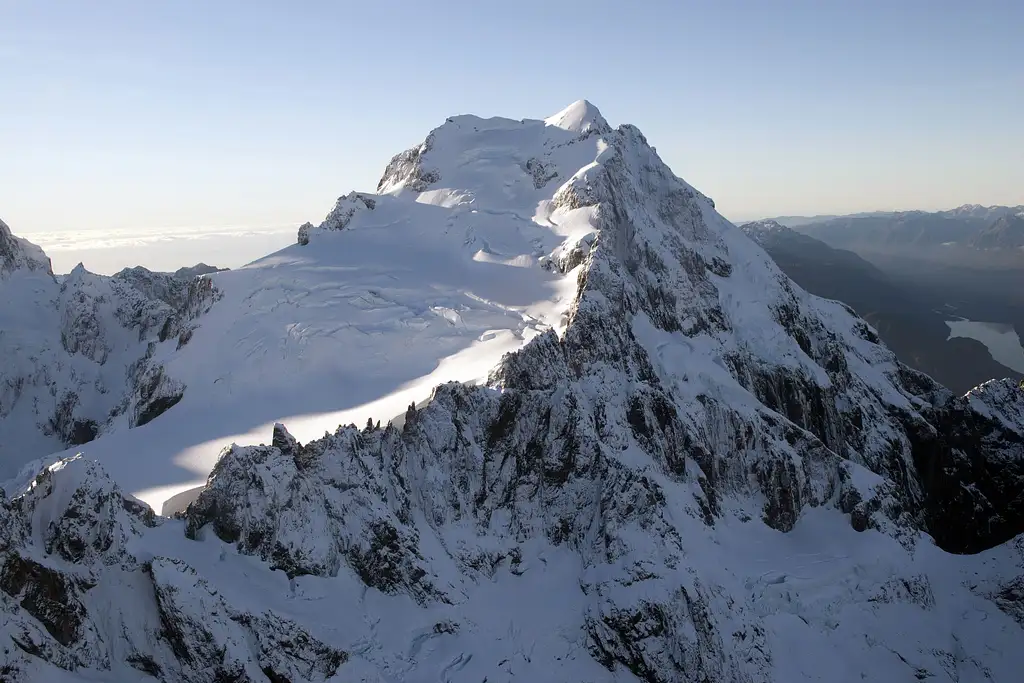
[524,157,559,188]
[990,576,1024,626]
[132,366,185,427]
[298,192,379,244]
[126,652,162,676]
[432,620,460,635]
[68,419,99,446]
[14,457,156,566]
[905,382,1024,553]
[177,107,1024,676]
[1,229,221,469]
[44,391,100,448]
[136,394,183,427]
[271,422,300,457]
[0,554,87,647]
[114,264,224,313]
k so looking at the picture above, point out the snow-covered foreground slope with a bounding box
[2,101,1024,682]
[3,453,1022,682]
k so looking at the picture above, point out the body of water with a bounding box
[946,319,1024,374]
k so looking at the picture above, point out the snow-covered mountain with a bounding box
[2,101,1023,682]
[786,204,1024,252]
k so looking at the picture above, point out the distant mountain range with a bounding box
[741,219,1023,394]
[975,212,1024,249]
[764,204,1024,251]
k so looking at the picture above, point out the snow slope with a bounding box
[2,101,1023,682]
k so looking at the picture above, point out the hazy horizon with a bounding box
[3,0,1023,236]
[15,199,1024,236]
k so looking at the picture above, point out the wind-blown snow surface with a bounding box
[2,101,1024,682]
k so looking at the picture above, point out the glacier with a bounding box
[0,100,1022,682]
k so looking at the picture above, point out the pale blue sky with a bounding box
[2,0,1021,233]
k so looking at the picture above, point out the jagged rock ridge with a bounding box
[3,101,1024,682]
[0,231,222,475]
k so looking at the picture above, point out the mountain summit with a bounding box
[2,102,1023,682]
[544,98,612,134]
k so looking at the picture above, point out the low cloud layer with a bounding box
[24,225,296,275]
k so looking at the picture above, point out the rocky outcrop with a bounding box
[185,423,441,601]
[152,273,222,349]
[376,132,440,194]
[297,192,377,245]
[524,157,559,189]
[114,264,225,313]
[58,264,173,364]
[296,221,314,246]
[12,456,156,566]
[0,219,51,278]
[0,457,150,675]
[127,362,185,427]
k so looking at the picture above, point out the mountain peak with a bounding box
[544,99,610,134]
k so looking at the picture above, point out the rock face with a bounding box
[113,264,225,314]
[0,234,221,475]
[3,102,1024,682]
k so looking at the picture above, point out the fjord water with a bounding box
[946,318,1024,373]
